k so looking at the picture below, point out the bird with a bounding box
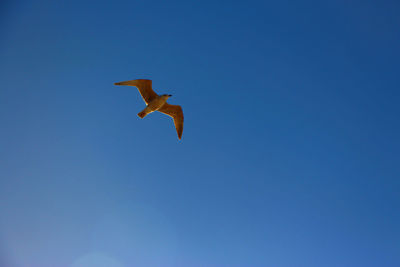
[114,79,184,140]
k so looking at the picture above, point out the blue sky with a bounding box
[1,0,399,266]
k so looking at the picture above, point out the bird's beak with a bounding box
[168,94,173,97]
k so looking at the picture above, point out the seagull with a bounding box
[114,79,184,140]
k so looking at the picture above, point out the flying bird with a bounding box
[114,79,184,140]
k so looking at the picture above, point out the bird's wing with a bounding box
[158,103,184,140]
[114,79,158,104]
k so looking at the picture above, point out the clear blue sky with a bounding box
[1,0,399,266]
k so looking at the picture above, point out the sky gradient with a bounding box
[1,0,400,266]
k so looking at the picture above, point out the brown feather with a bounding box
[158,103,184,140]
[114,79,158,104]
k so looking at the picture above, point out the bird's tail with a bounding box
[137,110,147,118]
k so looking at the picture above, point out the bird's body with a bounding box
[114,79,184,140]
[138,94,171,118]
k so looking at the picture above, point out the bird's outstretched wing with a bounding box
[114,79,158,104]
[158,103,184,140]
